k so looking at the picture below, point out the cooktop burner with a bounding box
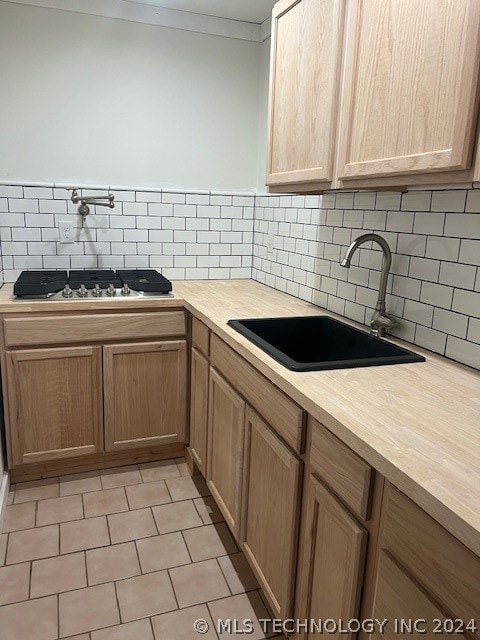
[13,270,68,297]
[117,270,172,294]
[13,269,173,299]
[68,270,122,289]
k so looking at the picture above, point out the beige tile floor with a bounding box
[0,458,279,640]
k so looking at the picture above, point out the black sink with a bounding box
[227,316,425,371]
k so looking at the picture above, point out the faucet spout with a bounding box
[340,233,396,337]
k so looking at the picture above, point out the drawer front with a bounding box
[4,311,186,346]
[309,417,373,521]
[210,334,304,453]
[381,483,480,631]
[192,317,210,356]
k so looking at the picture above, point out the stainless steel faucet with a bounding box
[340,233,396,337]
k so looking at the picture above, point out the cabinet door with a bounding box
[295,475,367,639]
[103,341,187,451]
[267,0,345,190]
[189,347,209,475]
[371,552,468,640]
[206,368,245,538]
[241,408,302,619]
[337,0,480,182]
[6,346,103,465]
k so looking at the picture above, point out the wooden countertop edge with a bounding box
[0,281,479,555]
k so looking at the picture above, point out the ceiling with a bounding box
[126,0,276,23]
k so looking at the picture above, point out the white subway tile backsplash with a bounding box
[465,189,480,213]
[438,262,476,289]
[253,187,480,369]
[445,336,480,369]
[0,181,478,369]
[425,236,460,261]
[10,199,38,213]
[387,211,414,232]
[408,257,440,282]
[0,186,23,198]
[413,212,445,235]
[420,281,454,309]
[123,202,147,215]
[401,191,431,212]
[415,325,448,353]
[452,289,480,318]
[39,199,67,214]
[431,190,467,212]
[444,213,480,239]
[432,308,468,338]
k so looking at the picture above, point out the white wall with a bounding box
[256,38,271,192]
[0,1,262,191]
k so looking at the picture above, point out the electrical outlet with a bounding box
[58,220,74,244]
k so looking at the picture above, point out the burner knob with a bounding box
[62,285,73,298]
[121,284,131,296]
[106,283,116,297]
[77,284,88,298]
[92,284,102,297]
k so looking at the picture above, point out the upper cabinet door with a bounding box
[337,0,480,182]
[267,0,346,190]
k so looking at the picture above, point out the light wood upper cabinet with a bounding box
[267,0,346,191]
[207,368,245,537]
[295,475,367,639]
[336,0,480,185]
[103,341,187,451]
[6,346,103,465]
[241,408,302,619]
[189,346,209,475]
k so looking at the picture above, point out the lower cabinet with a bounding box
[368,483,480,639]
[6,346,103,465]
[295,474,368,639]
[370,551,466,640]
[103,340,187,451]
[189,346,209,474]
[241,407,302,619]
[207,367,245,537]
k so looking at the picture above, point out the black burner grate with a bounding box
[117,270,172,293]
[68,270,122,289]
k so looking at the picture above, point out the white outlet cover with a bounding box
[58,219,74,244]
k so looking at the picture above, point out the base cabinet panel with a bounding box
[103,341,187,451]
[189,347,209,474]
[371,551,468,640]
[207,368,245,537]
[6,346,103,465]
[241,408,301,619]
[294,474,367,639]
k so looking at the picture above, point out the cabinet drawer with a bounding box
[309,417,373,520]
[4,311,186,346]
[192,317,210,356]
[381,483,480,630]
[210,334,304,453]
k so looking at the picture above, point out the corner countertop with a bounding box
[1,280,479,556]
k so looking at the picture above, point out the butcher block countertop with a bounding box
[0,280,479,556]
